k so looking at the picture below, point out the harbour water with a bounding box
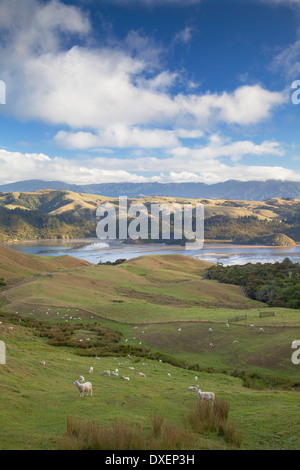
[5,239,300,266]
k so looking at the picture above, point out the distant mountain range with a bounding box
[1,179,300,201]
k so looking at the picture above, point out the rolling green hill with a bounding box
[0,247,300,450]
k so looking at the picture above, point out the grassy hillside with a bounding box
[0,190,300,244]
[0,247,300,450]
[1,320,299,450]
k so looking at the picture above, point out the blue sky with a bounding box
[1,0,300,184]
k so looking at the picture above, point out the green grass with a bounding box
[1,322,300,450]
[1,249,300,449]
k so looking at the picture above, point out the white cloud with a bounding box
[175,85,285,126]
[0,0,90,58]
[0,0,292,185]
[272,39,300,79]
[0,1,285,137]
[55,126,180,149]
[0,143,297,186]
[6,42,283,131]
[173,27,194,45]
[0,148,150,185]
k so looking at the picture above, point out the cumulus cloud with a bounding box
[0,0,285,145]
[0,0,292,184]
[55,126,181,149]
[0,142,297,186]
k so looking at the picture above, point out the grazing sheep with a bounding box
[250,324,255,328]
[194,376,198,381]
[209,343,215,349]
[225,323,229,327]
[259,328,265,332]
[233,340,239,344]
[112,371,119,377]
[40,361,46,366]
[188,385,199,391]
[73,381,93,398]
[178,328,181,331]
[129,367,135,370]
[167,373,171,377]
[198,389,215,403]
[101,370,111,376]
[121,376,130,381]
[89,367,94,374]
[79,376,85,383]
[138,372,146,378]
[208,328,213,333]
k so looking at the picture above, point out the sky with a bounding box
[1,0,300,185]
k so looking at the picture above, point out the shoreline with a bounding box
[2,238,299,249]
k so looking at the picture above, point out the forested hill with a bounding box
[1,179,300,200]
[206,258,300,309]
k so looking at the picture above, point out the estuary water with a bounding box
[5,238,300,266]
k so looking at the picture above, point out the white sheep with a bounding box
[79,376,85,383]
[198,389,215,403]
[188,385,199,391]
[101,370,111,376]
[138,372,146,378]
[250,324,255,328]
[112,371,119,377]
[225,323,229,327]
[209,343,215,349]
[208,328,213,333]
[40,361,46,366]
[121,376,130,381]
[259,328,265,332]
[233,340,239,344]
[73,381,93,398]
[89,367,94,374]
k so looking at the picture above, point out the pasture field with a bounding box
[1,322,300,450]
[0,245,300,450]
